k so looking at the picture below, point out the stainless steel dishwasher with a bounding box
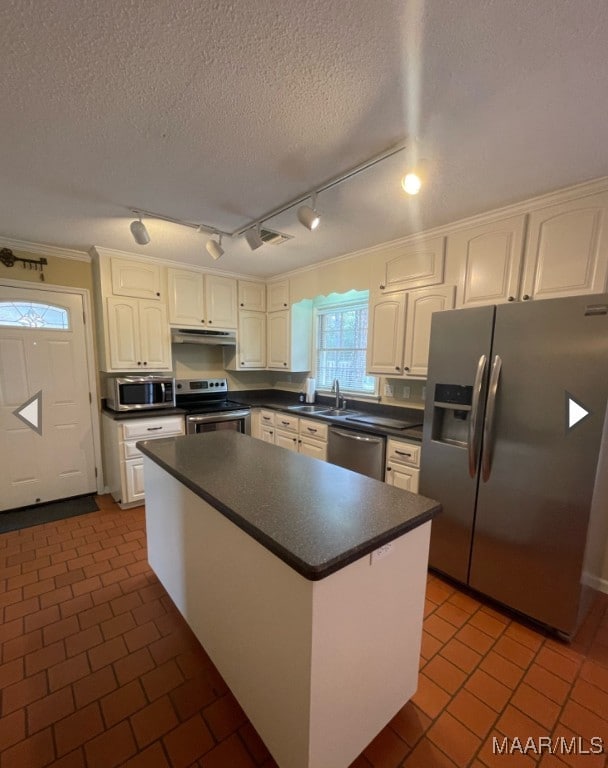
[327,426,386,480]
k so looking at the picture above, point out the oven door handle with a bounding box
[186,409,251,424]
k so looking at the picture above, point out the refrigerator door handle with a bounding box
[467,354,487,478]
[481,354,502,482]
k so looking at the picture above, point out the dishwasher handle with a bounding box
[330,428,384,444]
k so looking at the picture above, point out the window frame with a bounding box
[312,293,378,398]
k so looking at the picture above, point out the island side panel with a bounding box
[308,522,431,768]
[143,458,314,768]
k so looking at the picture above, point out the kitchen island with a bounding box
[138,431,440,768]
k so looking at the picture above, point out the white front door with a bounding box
[0,286,97,510]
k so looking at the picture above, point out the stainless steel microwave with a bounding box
[105,375,175,412]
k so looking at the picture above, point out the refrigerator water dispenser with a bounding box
[431,383,473,446]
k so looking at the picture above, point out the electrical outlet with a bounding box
[384,381,393,397]
[422,385,426,400]
[370,542,393,564]
[403,385,411,399]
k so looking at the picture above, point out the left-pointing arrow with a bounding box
[13,390,43,435]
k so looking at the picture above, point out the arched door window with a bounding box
[0,301,70,329]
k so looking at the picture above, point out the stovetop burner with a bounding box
[175,378,248,414]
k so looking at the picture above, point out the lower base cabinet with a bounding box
[385,437,421,492]
[102,413,184,508]
[251,409,328,461]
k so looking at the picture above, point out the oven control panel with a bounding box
[175,378,228,393]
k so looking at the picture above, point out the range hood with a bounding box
[171,328,237,346]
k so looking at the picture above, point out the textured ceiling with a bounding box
[1,0,607,277]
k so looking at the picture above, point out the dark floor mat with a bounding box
[0,494,99,534]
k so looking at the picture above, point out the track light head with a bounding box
[130,215,150,245]
[297,205,320,230]
[245,226,264,251]
[401,158,429,195]
[205,234,224,261]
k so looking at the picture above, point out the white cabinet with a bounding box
[268,280,290,311]
[102,414,184,508]
[451,215,527,307]
[403,286,455,378]
[367,287,454,378]
[375,236,445,293]
[106,297,171,371]
[297,418,328,461]
[224,311,266,370]
[252,410,328,460]
[168,268,237,329]
[522,191,608,300]
[238,280,266,312]
[266,301,312,372]
[111,257,162,300]
[385,437,421,492]
[366,292,407,375]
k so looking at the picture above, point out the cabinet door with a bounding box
[106,297,141,370]
[275,429,298,451]
[238,311,266,368]
[522,191,608,300]
[385,465,419,492]
[124,459,146,503]
[298,436,327,461]
[378,236,445,293]
[111,257,161,300]
[238,280,266,312]
[267,311,289,369]
[139,301,172,370]
[168,269,205,326]
[451,215,526,307]
[403,286,455,378]
[205,275,238,328]
[260,426,275,443]
[366,292,406,375]
[268,281,290,311]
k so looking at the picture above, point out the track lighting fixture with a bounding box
[297,193,320,231]
[244,225,264,251]
[130,214,150,245]
[205,234,224,261]
[401,159,428,196]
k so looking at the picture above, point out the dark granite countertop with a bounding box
[101,405,187,420]
[137,431,440,581]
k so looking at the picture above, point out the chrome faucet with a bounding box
[331,378,341,409]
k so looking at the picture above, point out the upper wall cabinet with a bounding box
[376,236,445,293]
[522,191,608,301]
[403,285,455,377]
[238,280,266,312]
[167,269,237,329]
[110,257,162,300]
[268,280,290,311]
[451,215,526,307]
[366,292,407,375]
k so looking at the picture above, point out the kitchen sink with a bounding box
[316,409,362,418]
[286,404,331,413]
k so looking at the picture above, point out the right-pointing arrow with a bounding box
[566,392,590,431]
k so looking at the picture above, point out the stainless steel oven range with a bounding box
[176,378,251,435]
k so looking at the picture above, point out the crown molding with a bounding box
[0,235,90,262]
[272,174,608,281]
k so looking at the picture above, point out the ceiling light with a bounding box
[245,225,264,251]
[129,214,150,245]
[401,159,429,195]
[205,234,224,261]
[297,193,320,230]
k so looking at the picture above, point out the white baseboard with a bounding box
[582,571,608,594]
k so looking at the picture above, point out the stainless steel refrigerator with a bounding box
[420,294,608,638]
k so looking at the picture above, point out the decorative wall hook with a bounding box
[0,248,47,281]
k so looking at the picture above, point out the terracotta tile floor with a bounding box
[1,495,607,767]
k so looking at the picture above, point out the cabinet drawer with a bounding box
[386,438,421,467]
[275,413,299,433]
[121,415,184,440]
[260,410,276,427]
[123,440,142,460]
[298,418,328,441]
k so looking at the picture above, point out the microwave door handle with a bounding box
[481,355,502,482]
[160,382,166,401]
[467,354,487,478]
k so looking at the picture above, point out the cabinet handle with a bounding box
[395,450,412,457]
[156,292,160,297]
[208,320,213,324]
[137,361,142,366]
[404,366,410,372]
[294,438,298,443]
[522,294,530,301]
[240,302,244,307]
[508,296,515,302]
[283,303,287,307]
[240,361,244,365]
[379,284,386,290]
[147,426,163,431]
[143,361,148,366]
[201,319,205,323]
[307,428,317,433]
[281,421,290,425]
[283,362,287,366]
[386,466,392,471]
[395,366,400,371]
